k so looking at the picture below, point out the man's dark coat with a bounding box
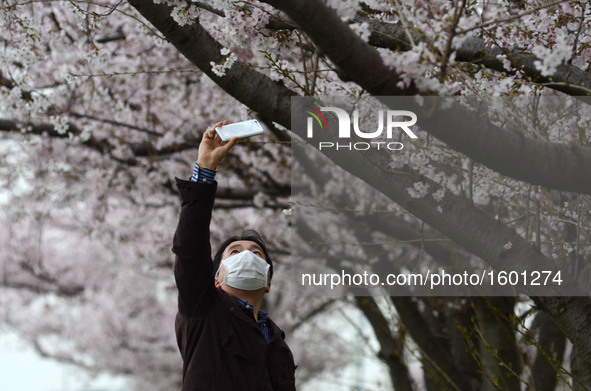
[172,179,296,391]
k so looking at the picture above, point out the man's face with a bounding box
[215,240,269,291]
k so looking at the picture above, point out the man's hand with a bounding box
[197,120,239,170]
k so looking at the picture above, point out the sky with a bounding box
[0,331,128,391]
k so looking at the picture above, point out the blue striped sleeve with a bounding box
[190,162,217,184]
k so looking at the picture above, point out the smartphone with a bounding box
[215,119,264,141]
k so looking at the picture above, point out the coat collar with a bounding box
[218,289,285,343]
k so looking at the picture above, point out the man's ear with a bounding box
[265,281,271,294]
[214,264,224,288]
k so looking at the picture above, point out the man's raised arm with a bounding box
[172,120,238,316]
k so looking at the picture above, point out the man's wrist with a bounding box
[196,159,217,171]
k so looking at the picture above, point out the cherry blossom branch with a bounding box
[296,219,466,389]
[178,0,591,96]
[456,0,571,35]
[95,28,125,43]
[0,117,288,206]
[161,180,290,203]
[295,114,591,364]
[1,278,85,297]
[31,339,94,369]
[439,0,467,78]
[214,201,289,210]
[69,111,164,137]
[263,0,591,195]
[357,14,591,96]
[66,0,123,17]
[0,118,111,152]
[127,0,296,127]
[215,186,290,200]
[188,1,225,17]
[0,118,196,163]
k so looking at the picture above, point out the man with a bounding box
[172,120,296,391]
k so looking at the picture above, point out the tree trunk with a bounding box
[474,297,521,391]
[530,312,566,391]
[355,296,415,391]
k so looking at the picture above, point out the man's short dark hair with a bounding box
[213,229,273,280]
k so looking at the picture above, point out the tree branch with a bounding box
[266,0,591,195]
[31,339,94,370]
[1,279,84,297]
[69,111,164,137]
[0,118,200,164]
[358,11,591,96]
[128,0,295,128]
[264,0,418,95]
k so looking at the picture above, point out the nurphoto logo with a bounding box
[304,104,418,151]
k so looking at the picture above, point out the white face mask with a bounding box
[217,250,270,291]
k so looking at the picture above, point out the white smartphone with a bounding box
[215,119,264,141]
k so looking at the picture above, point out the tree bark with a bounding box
[571,342,591,390]
[533,296,591,383]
